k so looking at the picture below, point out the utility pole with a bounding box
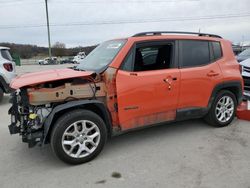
[45,0,52,59]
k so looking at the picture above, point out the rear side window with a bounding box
[179,40,210,68]
[211,41,222,60]
[1,49,12,61]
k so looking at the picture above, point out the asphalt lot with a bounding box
[0,64,250,188]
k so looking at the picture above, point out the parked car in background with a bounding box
[240,58,250,97]
[237,48,250,62]
[38,57,57,65]
[0,46,16,102]
[73,52,86,64]
[59,57,75,64]
[8,31,243,164]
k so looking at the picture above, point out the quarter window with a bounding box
[212,41,222,60]
[180,40,210,68]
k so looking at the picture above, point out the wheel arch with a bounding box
[43,100,113,144]
[208,81,243,109]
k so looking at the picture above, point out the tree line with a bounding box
[0,42,97,59]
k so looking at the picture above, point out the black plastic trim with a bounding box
[132,31,222,38]
[176,107,208,121]
[208,81,243,107]
[43,100,113,144]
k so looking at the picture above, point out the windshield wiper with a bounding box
[69,66,85,71]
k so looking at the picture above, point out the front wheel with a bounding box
[204,90,237,127]
[51,110,107,164]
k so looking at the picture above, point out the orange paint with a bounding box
[10,34,245,132]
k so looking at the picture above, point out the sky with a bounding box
[0,0,250,47]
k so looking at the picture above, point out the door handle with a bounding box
[207,71,219,77]
[163,78,172,90]
[163,78,171,84]
[163,77,177,90]
[163,77,177,84]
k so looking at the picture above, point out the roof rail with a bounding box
[132,31,222,38]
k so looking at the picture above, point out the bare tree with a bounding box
[52,42,66,57]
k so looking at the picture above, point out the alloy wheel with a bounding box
[61,120,101,158]
[215,96,234,123]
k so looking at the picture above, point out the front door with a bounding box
[116,41,180,130]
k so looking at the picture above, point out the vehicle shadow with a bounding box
[104,119,212,153]
[1,95,10,105]
[14,119,213,168]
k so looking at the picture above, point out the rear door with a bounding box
[116,41,180,130]
[177,40,223,109]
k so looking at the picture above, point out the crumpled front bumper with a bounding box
[8,92,43,148]
[8,93,20,134]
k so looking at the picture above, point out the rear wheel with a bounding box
[51,109,107,164]
[204,90,237,127]
[0,87,3,102]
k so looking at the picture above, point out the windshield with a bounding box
[1,49,12,61]
[77,39,126,71]
[239,48,250,56]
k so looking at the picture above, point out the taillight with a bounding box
[3,63,13,72]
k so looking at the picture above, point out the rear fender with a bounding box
[208,81,243,109]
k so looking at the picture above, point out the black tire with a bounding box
[0,87,3,102]
[50,109,107,165]
[204,90,237,127]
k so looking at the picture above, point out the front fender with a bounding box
[43,100,112,144]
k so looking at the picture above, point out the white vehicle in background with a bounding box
[240,58,250,98]
[38,57,57,65]
[73,52,86,64]
[0,47,16,102]
[237,48,250,62]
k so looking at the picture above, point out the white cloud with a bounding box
[0,0,249,47]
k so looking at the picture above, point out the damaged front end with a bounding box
[8,89,52,147]
[8,69,107,148]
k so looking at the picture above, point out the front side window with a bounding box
[121,43,173,72]
[77,39,126,71]
[179,40,210,68]
[1,49,12,61]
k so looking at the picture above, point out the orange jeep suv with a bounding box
[8,31,243,164]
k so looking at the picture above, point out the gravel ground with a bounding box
[0,64,250,188]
